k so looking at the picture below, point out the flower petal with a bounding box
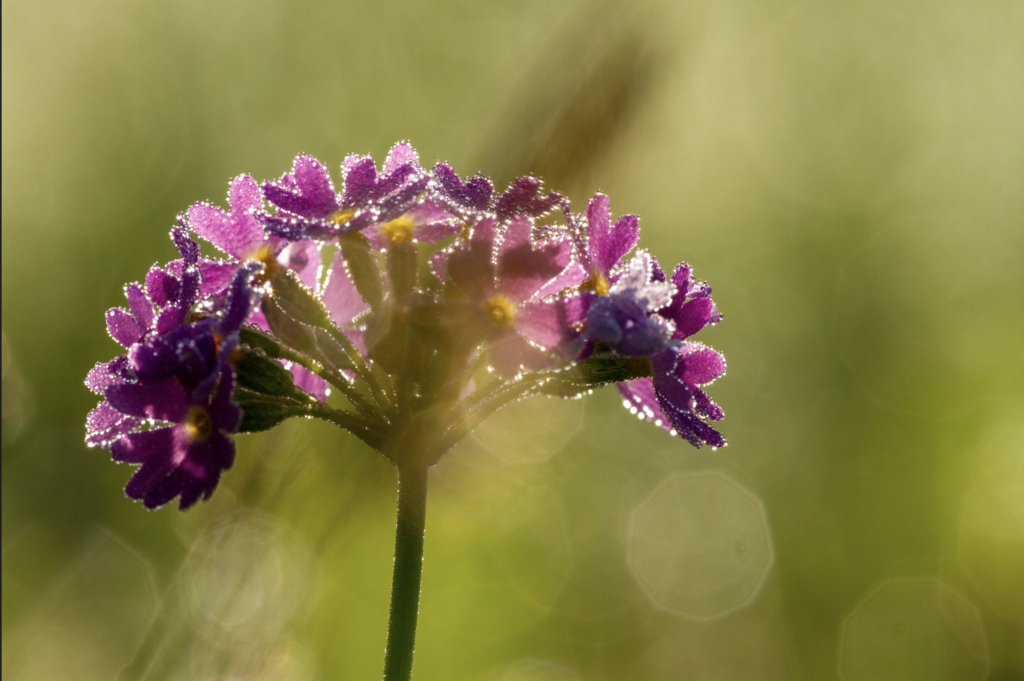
[516,296,586,350]
[617,377,672,430]
[106,308,144,347]
[679,345,726,386]
[125,283,154,330]
[278,240,321,289]
[145,266,179,307]
[383,141,420,175]
[497,239,571,304]
[264,155,339,219]
[112,426,177,465]
[106,377,190,422]
[188,199,256,261]
[671,296,714,340]
[85,361,120,394]
[341,156,379,208]
[432,163,493,212]
[586,194,639,276]
[86,400,142,446]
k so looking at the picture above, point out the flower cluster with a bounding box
[85,143,726,509]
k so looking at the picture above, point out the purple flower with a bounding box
[561,193,641,295]
[654,261,722,341]
[105,282,156,348]
[187,174,321,295]
[260,143,430,241]
[582,250,677,356]
[361,199,460,250]
[442,215,578,377]
[91,265,261,509]
[106,365,240,509]
[618,342,727,448]
[187,176,330,399]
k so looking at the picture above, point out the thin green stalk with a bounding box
[382,464,428,681]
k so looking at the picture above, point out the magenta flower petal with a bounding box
[85,361,120,394]
[189,175,266,259]
[125,283,154,330]
[288,363,329,402]
[585,194,640,276]
[516,296,586,349]
[495,176,561,222]
[672,296,715,340]
[534,261,587,299]
[489,334,553,379]
[322,251,370,327]
[446,233,497,299]
[86,401,143,446]
[278,240,321,289]
[113,427,178,465]
[106,308,145,347]
[341,156,379,208]
[678,345,726,386]
[146,265,180,307]
[414,220,461,245]
[500,215,532,252]
[200,259,240,296]
[106,377,190,422]
[383,141,420,175]
[497,238,571,304]
[432,163,493,212]
[264,155,340,219]
[618,377,672,429]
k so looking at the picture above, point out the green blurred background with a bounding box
[3,0,1023,679]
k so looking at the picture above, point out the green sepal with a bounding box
[340,232,384,310]
[270,267,334,329]
[234,348,310,401]
[239,326,290,360]
[261,297,321,359]
[235,391,309,433]
[386,240,418,300]
[313,327,357,372]
[539,354,652,396]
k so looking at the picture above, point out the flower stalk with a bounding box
[383,463,429,681]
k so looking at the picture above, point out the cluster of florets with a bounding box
[85,143,726,510]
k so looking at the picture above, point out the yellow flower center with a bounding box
[381,216,415,245]
[249,244,280,282]
[185,405,212,442]
[485,294,516,327]
[580,271,609,296]
[331,208,356,224]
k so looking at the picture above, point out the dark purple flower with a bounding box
[618,342,726,448]
[106,365,240,509]
[89,265,262,509]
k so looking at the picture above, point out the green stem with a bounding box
[382,464,428,681]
